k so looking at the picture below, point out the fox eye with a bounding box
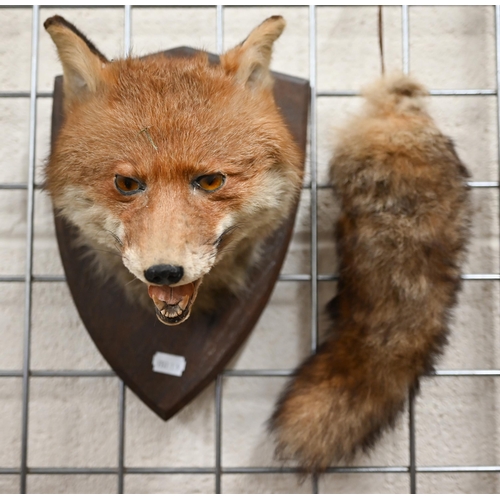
[194,173,226,192]
[115,175,145,195]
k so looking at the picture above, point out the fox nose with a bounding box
[144,264,184,285]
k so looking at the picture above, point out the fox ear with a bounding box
[220,15,285,90]
[44,15,108,108]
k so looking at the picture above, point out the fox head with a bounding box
[45,15,302,326]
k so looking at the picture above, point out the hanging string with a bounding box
[378,5,385,75]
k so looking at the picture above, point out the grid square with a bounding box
[417,472,500,494]
[316,6,403,91]
[319,473,410,494]
[416,377,499,467]
[27,475,117,494]
[227,282,311,371]
[222,473,313,494]
[0,190,27,277]
[0,98,30,184]
[0,379,22,468]
[221,376,288,468]
[466,189,500,275]
[27,377,119,468]
[0,9,32,92]
[124,474,215,494]
[124,386,215,468]
[132,7,217,57]
[30,283,109,371]
[0,283,25,370]
[0,476,20,494]
[410,6,496,90]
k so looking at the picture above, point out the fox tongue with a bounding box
[148,283,194,306]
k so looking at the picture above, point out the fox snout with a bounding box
[121,231,218,326]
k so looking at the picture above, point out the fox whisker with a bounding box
[104,229,123,247]
[124,276,139,287]
[213,224,240,248]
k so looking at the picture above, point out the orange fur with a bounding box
[270,74,471,472]
[44,15,303,325]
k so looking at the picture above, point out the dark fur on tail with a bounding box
[270,74,471,473]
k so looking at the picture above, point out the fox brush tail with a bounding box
[269,319,438,472]
[269,73,470,473]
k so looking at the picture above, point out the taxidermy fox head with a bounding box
[44,15,302,326]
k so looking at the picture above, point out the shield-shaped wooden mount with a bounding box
[50,47,310,420]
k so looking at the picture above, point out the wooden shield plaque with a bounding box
[50,47,310,420]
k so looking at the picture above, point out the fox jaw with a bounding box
[44,15,302,326]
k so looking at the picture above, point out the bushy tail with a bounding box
[269,72,470,473]
[269,319,431,472]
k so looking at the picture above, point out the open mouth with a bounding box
[148,279,202,326]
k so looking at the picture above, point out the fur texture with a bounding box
[44,15,303,325]
[270,74,471,472]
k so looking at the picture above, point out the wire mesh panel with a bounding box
[0,5,498,494]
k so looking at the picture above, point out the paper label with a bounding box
[152,352,186,377]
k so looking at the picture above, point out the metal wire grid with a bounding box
[0,4,498,494]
